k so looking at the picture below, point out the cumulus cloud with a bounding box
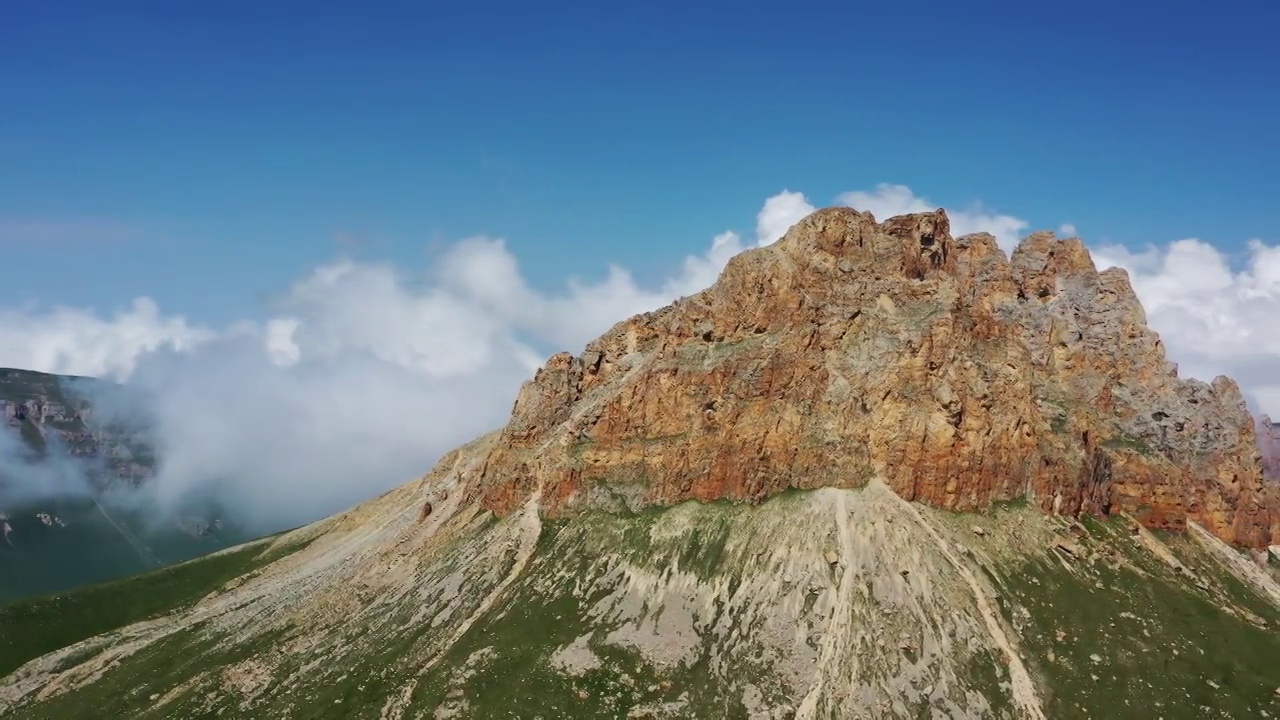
[1,183,1275,535]
[1059,223,1078,236]
[0,298,213,380]
[756,191,818,246]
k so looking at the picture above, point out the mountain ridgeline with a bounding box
[1,207,1278,719]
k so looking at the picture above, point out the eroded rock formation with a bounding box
[470,207,1279,548]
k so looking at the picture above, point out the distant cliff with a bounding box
[0,367,155,493]
[0,368,238,603]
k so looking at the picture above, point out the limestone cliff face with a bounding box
[471,207,1278,548]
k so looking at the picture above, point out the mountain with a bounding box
[473,209,1276,546]
[2,208,1278,719]
[0,368,237,603]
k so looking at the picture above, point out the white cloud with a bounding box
[0,298,214,380]
[1060,223,1078,236]
[2,184,1274,534]
[755,190,818,246]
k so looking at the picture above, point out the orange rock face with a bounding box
[468,207,1280,548]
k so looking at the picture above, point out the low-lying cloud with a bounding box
[0,184,1276,534]
[0,427,100,506]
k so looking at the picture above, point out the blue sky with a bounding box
[3,1,1277,324]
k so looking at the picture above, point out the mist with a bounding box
[107,334,536,532]
[2,185,1277,538]
[0,425,100,506]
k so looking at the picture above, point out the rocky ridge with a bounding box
[474,207,1278,548]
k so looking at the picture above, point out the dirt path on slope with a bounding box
[417,487,544,677]
[795,491,858,719]
[877,480,1046,720]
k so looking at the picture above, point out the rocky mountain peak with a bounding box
[472,207,1279,548]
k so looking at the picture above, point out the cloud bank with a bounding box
[0,183,1276,533]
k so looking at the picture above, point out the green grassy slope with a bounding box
[1,491,1276,720]
[976,517,1279,719]
[0,532,309,680]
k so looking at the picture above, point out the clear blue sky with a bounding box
[3,1,1276,324]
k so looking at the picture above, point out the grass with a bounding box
[7,491,1279,719]
[988,495,1032,511]
[1163,533,1280,626]
[39,516,676,720]
[985,517,1280,719]
[0,533,310,679]
[18,621,296,720]
[961,649,1014,718]
[407,516,753,719]
[14,418,48,454]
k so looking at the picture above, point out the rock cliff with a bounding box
[473,207,1278,548]
[0,368,155,490]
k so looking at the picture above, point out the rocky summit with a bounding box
[476,207,1278,548]
[2,208,1279,720]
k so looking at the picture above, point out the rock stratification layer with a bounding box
[474,207,1278,547]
